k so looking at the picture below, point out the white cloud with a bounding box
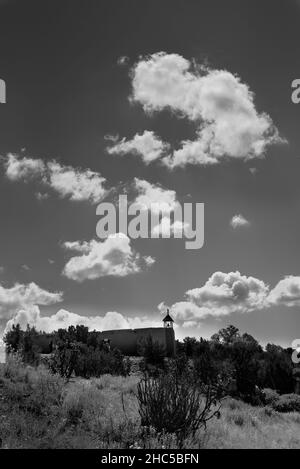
[117,55,129,66]
[164,271,269,326]
[47,161,107,203]
[151,217,189,237]
[230,214,250,229]
[3,154,107,204]
[163,136,219,168]
[62,233,155,282]
[4,153,46,181]
[4,306,161,335]
[35,191,50,201]
[133,178,178,213]
[107,130,170,164]
[249,167,258,175]
[0,281,63,332]
[268,276,300,307]
[131,52,284,168]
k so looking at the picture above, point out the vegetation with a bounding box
[4,324,130,379]
[0,357,300,449]
[176,325,297,400]
[137,370,221,446]
[1,323,300,448]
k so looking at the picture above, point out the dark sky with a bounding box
[0,0,300,346]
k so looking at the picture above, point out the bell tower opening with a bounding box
[163,309,174,328]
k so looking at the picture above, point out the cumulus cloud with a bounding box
[163,136,220,168]
[133,178,178,213]
[4,153,46,181]
[62,233,155,282]
[163,271,270,326]
[3,154,107,204]
[268,276,300,307]
[46,161,107,203]
[230,214,250,229]
[161,271,300,327]
[4,306,161,336]
[151,218,189,237]
[186,271,269,312]
[130,52,284,168]
[107,130,170,164]
[0,281,63,332]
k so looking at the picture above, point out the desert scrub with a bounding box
[263,388,280,406]
[272,394,300,413]
[137,371,221,446]
[0,355,65,416]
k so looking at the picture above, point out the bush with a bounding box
[49,341,129,379]
[0,356,65,416]
[137,371,221,446]
[272,394,300,413]
[74,346,129,378]
[263,388,280,406]
[138,336,166,368]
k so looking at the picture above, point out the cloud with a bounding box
[117,55,129,66]
[4,306,161,335]
[186,271,269,313]
[133,178,178,213]
[162,271,300,327]
[107,130,170,164]
[35,191,50,201]
[4,153,46,181]
[163,137,220,168]
[249,167,258,175]
[3,154,107,204]
[151,217,189,237]
[268,276,300,307]
[163,271,269,326]
[62,233,155,282]
[130,52,284,168]
[0,281,63,332]
[230,214,250,229]
[46,161,107,203]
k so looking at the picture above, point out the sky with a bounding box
[0,0,300,348]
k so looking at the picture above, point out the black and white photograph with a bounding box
[0,0,300,455]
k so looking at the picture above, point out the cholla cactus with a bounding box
[137,370,221,446]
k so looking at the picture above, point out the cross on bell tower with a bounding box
[163,309,174,328]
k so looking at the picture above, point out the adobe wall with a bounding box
[100,327,175,357]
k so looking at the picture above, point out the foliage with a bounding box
[137,335,166,368]
[176,325,296,402]
[1,357,300,449]
[271,394,300,413]
[137,370,221,446]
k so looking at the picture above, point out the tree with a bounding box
[211,325,240,345]
[3,324,23,353]
[138,335,166,367]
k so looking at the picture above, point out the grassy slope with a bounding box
[1,361,300,449]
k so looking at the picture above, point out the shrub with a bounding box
[138,336,166,368]
[74,347,129,378]
[0,356,65,416]
[263,388,280,406]
[137,371,221,446]
[48,342,79,378]
[272,394,300,413]
[49,341,129,379]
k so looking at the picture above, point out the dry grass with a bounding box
[204,397,300,449]
[1,359,300,449]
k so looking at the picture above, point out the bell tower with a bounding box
[163,309,174,328]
